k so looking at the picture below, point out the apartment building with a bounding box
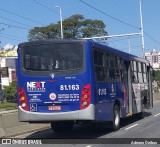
[145,49,160,70]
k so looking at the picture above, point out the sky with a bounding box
[0,0,160,57]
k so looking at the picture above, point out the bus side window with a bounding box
[142,63,147,83]
[138,62,143,83]
[132,61,138,83]
[109,55,115,82]
[115,57,123,82]
[93,49,105,82]
[116,69,121,82]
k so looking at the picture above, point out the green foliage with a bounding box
[28,14,108,41]
[0,102,17,109]
[154,70,160,81]
[3,81,17,102]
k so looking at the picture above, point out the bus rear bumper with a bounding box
[18,104,95,122]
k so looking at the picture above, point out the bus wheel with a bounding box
[112,104,120,131]
[51,121,74,132]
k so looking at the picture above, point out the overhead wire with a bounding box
[0,15,32,28]
[0,0,159,50]
[79,0,160,49]
[144,31,160,45]
[0,22,29,30]
[0,8,45,26]
[32,0,58,15]
[79,0,140,30]
[32,0,67,19]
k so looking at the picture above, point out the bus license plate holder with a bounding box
[48,106,61,110]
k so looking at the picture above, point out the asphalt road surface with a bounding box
[1,100,160,147]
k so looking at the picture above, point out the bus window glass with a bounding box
[31,56,38,70]
[115,57,120,68]
[23,43,83,71]
[143,73,147,83]
[138,62,142,72]
[93,49,105,82]
[138,72,143,83]
[93,50,103,65]
[121,70,124,82]
[133,72,138,83]
[104,54,109,67]
[24,55,30,69]
[95,66,105,81]
[116,69,121,82]
[110,56,115,67]
[133,61,137,71]
[109,68,115,81]
[143,63,146,73]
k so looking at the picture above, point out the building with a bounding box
[0,50,17,89]
[145,49,160,70]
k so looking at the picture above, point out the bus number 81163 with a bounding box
[60,85,80,91]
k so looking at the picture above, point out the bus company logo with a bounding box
[27,81,46,92]
[50,73,55,79]
[49,93,56,100]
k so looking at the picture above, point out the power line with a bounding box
[0,8,45,26]
[144,31,160,45]
[32,0,58,14]
[32,0,67,19]
[79,0,140,30]
[0,22,29,30]
[0,15,32,28]
[79,0,160,50]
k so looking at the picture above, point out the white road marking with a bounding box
[124,124,138,130]
[86,145,92,147]
[154,113,160,117]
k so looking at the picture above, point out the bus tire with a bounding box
[112,104,120,131]
[51,121,74,132]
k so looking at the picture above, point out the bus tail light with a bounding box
[18,87,29,111]
[80,84,91,110]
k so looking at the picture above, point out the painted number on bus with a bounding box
[60,85,80,91]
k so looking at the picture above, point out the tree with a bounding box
[154,70,160,81]
[3,81,17,102]
[28,14,107,41]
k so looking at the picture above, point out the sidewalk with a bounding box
[0,109,50,137]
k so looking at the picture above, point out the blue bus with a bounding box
[17,39,153,131]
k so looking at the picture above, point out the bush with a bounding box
[3,81,17,102]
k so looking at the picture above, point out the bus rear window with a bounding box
[22,43,83,71]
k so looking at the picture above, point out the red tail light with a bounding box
[18,87,29,111]
[80,84,91,110]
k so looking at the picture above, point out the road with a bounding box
[1,101,160,147]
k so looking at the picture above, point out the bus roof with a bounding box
[90,39,149,64]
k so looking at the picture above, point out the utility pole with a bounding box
[82,33,141,40]
[139,0,145,58]
[82,1,145,57]
[82,33,141,54]
[55,6,63,39]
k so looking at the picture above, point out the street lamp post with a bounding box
[55,6,63,39]
[139,0,145,58]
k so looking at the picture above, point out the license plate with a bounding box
[48,106,61,110]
